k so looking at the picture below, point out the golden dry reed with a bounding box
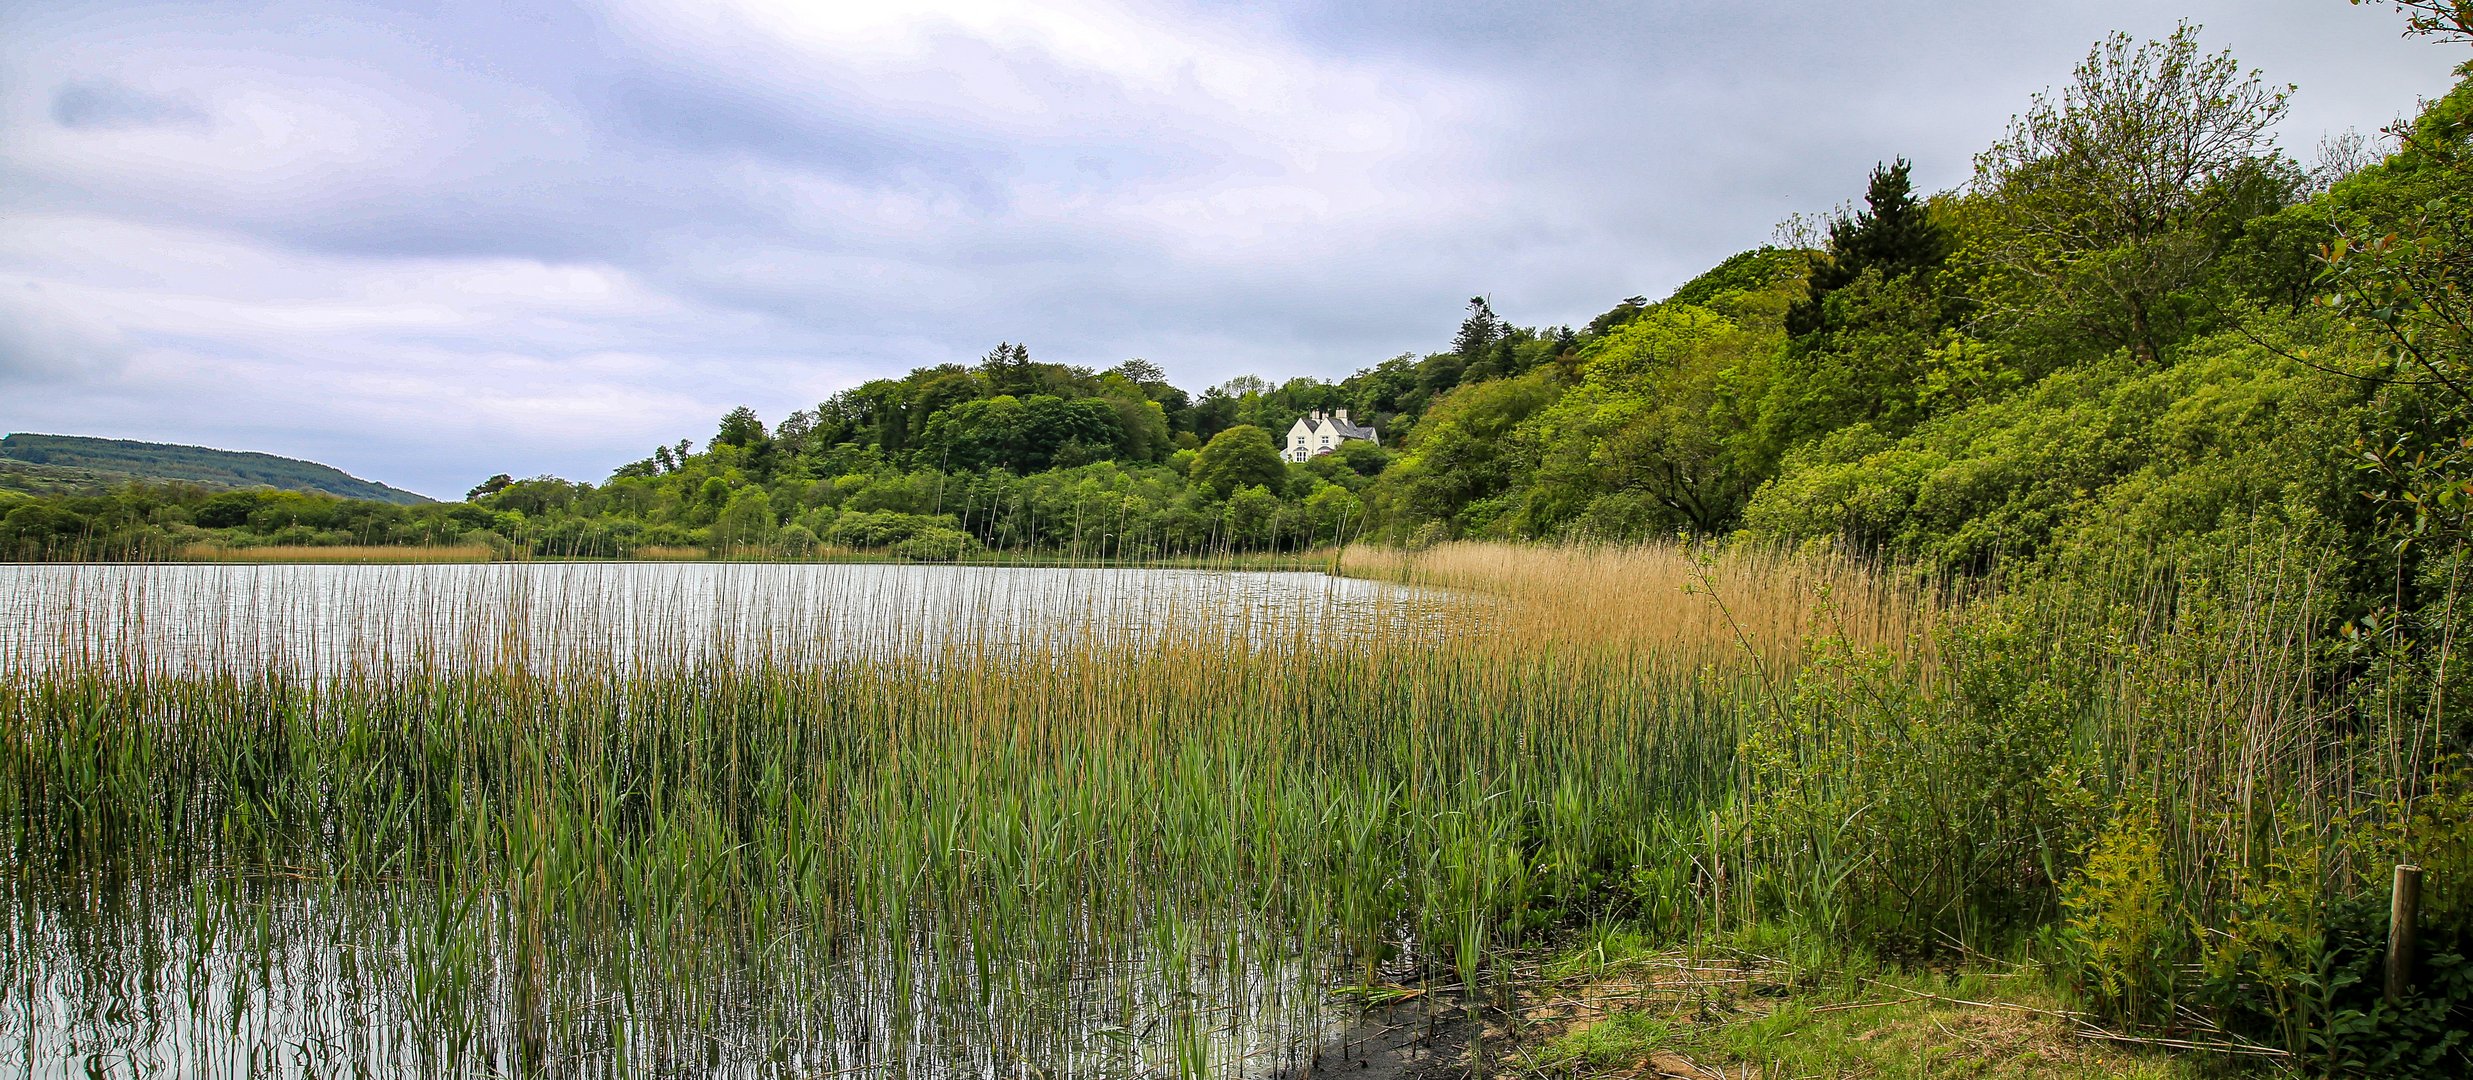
[1343,540,1934,665]
[177,542,500,563]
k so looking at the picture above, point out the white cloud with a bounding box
[603,0,1502,242]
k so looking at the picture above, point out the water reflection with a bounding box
[0,562,1432,673]
[3,870,1342,1077]
[0,562,1444,1077]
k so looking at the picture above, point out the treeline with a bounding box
[1381,26,2411,573]
[0,311,1558,563]
[0,485,499,560]
[2,20,2467,584]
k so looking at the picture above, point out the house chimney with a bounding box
[1335,409,1350,425]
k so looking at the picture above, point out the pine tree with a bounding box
[977,342,1036,396]
[1787,159,1950,336]
[1452,297,1504,362]
[713,406,767,449]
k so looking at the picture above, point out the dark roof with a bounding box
[1296,412,1376,441]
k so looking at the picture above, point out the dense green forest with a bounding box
[0,433,431,505]
[5,17,2469,583]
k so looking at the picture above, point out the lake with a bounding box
[0,561,1433,673]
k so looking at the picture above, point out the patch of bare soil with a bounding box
[1267,993,1476,1079]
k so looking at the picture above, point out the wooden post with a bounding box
[2387,864,2423,1005]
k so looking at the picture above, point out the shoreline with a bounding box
[6,553,1352,571]
[1272,994,1472,1080]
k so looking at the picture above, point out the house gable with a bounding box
[1281,410,1378,463]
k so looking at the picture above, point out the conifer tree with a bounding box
[1452,296,1505,362]
[713,406,767,449]
[976,342,1037,396]
[1787,159,1949,336]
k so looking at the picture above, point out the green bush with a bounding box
[890,527,977,562]
[1740,606,2100,957]
[1741,319,2369,571]
[823,510,963,550]
[776,523,820,557]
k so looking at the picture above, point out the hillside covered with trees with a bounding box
[3,15,2467,586]
[0,434,429,505]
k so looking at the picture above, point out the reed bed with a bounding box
[1346,538,2459,1060]
[631,545,711,561]
[0,556,1769,1075]
[1341,541,1934,665]
[176,543,502,564]
[0,539,2445,1073]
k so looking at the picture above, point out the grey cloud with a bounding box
[598,71,1011,195]
[0,286,127,385]
[49,78,207,130]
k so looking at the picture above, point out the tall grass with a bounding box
[0,539,2456,1073]
[1342,540,1933,662]
[1351,537,2464,1062]
[0,555,1789,1074]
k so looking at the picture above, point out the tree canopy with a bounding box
[8,16,2468,610]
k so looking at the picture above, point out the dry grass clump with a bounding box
[1343,541,1935,666]
[176,542,501,563]
[631,544,709,559]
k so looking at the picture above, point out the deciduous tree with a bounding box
[1972,24,2293,363]
[1189,425,1285,499]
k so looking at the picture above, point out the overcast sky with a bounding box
[2,0,2462,498]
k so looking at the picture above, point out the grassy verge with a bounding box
[1488,930,2214,1079]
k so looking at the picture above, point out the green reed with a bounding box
[8,533,2437,1074]
[0,564,1751,1075]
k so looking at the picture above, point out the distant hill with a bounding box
[0,434,432,505]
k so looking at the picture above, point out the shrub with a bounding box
[776,523,820,557]
[2060,803,2185,1022]
[824,510,965,550]
[891,527,977,562]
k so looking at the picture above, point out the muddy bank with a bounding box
[1267,994,1475,1079]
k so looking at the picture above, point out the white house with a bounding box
[1282,409,1378,463]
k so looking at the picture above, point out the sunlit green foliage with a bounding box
[1186,425,1285,500]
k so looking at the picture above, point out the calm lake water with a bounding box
[0,561,1429,672]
